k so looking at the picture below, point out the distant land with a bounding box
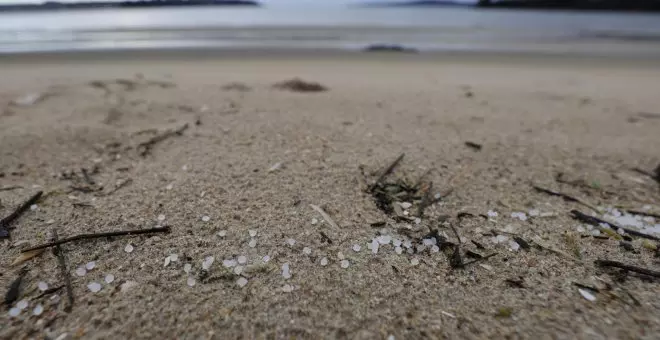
[477,0,660,11]
[0,0,259,11]
[363,0,660,11]
[360,0,469,7]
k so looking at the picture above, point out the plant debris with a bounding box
[11,248,45,266]
[0,185,22,192]
[505,277,525,288]
[512,236,531,250]
[310,204,340,229]
[51,230,74,312]
[0,191,43,239]
[4,268,27,306]
[22,225,171,252]
[532,186,599,213]
[137,123,189,157]
[464,141,482,151]
[595,259,660,279]
[273,78,328,93]
[570,210,660,242]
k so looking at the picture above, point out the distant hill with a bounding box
[477,0,660,11]
[360,0,470,7]
[0,0,260,11]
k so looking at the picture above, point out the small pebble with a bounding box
[217,230,227,237]
[8,308,20,317]
[400,202,412,209]
[352,244,361,252]
[124,244,134,253]
[165,183,173,190]
[487,210,498,217]
[33,304,44,316]
[46,219,55,224]
[340,260,350,269]
[202,256,214,270]
[303,247,312,255]
[201,215,210,222]
[528,209,540,217]
[87,282,102,293]
[164,257,171,268]
[86,261,96,270]
[30,204,38,211]
[17,300,28,310]
[430,245,440,253]
[410,258,420,266]
[234,266,244,275]
[105,274,115,284]
[371,239,379,254]
[236,277,248,288]
[311,218,318,225]
[37,281,48,292]
[286,238,296,246]
[249,239,257,248]
[320,257,328,266]
[249,229,258,237]
[75,267,87,277]
[576,225,586,233]
[282,263,291,279]
[377,235,392,245]
[222,259,237,268]
[282,284,294,293]
[184,263,192,273]
[157,214,165,221]
[337,252,345,260]
[578,288,596,302]
[170,254,179,262]
[237,255,247,264]
[392,239,402,247]
[591,229,601,236]
[395,246,403,254]
[187,277,196,287]
[262,255,271,262]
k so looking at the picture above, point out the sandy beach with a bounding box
[1,50,660,339]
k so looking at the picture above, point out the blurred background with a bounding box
[0,0,659,55]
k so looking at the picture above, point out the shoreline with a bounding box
[3,46,660,66]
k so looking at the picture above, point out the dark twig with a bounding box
[22,226,171,253]
[626,209,660,219]
[461,252,498,267]
[32,285,64,301]
[595,259,660,279]
[0,186,22,192]
[416,181,433,217]
[52,231,74,312]
[81,168,95,185]
[137,123,189,157]
[570,210,660,242]
[4,268,27,306]
[464,141,482,151]
[103,178,133,196]
[0,191,43,239]
[632,167,659,184]
[533,186,598,213]
[368,153,405,193]
[448,224,464,268]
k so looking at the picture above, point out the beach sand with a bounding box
[1,51,660,339]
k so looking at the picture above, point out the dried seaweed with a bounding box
[0,191,43,239]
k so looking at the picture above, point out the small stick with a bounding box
[32,285,64,301]
[0,191,43,239]
[625,209,660,219]
[368,153,405,193]
[310,204,339,229]
[103,178,133,196]
[570,210,660,242]
[22,226,171,253]
[52,231,74,312]
[0,185,22,192]
[81,168,95,185]
[533,186,599,213]
[595,259,660,278]
[138,123,189,157]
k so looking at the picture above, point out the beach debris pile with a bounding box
[272,78,328,93]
